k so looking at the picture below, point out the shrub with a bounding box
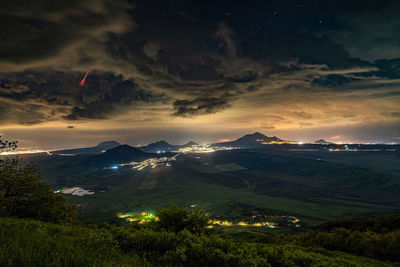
[0,157,76,223]
[155,204,209,233]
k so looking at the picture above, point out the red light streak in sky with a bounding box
[78,72,89,86]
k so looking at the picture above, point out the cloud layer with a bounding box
[0,0,399,145]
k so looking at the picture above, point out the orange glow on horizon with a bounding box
[331,134,343,140]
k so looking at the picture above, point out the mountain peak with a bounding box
[141,140,177,153]
[213,132,284,148]
[91,144,148,166]
[96,140,121,148]
[153,140,170,145]
[252,132,268,138]
[184,141,198,146]
[314,139,333,144]
[238,132,269,142]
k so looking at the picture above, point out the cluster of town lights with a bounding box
[117,211,300,229]
[108,154,179,171]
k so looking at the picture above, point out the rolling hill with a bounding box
[213,132,284,148]
[140,141,180,153]
[52,140,121,155]
[314,139,334,145]
[140,140,199,153]
[88,144,152,167]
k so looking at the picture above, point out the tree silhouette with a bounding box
[156,204,209,233]
[0,134,18,152]
[0,157,77,222]
[0,136,76,222]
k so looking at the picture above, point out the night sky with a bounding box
[1,0,400,149]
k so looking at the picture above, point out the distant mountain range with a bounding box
[141,133,285,151]
[52,132,286,157]
[53,140,121,155]
[212,132,285,148]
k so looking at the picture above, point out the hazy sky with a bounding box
[1,0,400,149]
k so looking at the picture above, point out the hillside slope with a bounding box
[0,216,394,267]
[53,141,121,155]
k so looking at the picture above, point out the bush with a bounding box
[155,204,209,233]
[0,157,76,223]
[0,217,144,267]
[0,215,393,266]
[272,222,400,262]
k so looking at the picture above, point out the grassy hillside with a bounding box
[1,157,399,266]
[0,216,397,267]
[22,147,400,227]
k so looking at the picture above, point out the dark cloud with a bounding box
[261,124,275,130]
[173,96,234,117]
[311,74,361,88]
[332,2,400,61]
[293,112,313,119]
[226,71,258,83]
[1,0,400,127]
[352,59,400,79]
[299,122,314,127]
[100,17,266,116]
[382,112,400,118]
[241,28,367,69]
[0,71,164,123]
[0,0,134,71]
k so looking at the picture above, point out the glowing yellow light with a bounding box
[0,149,51,155]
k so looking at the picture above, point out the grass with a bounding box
[71,172,368,226]
[0,216,395,266]
[24,148,400,229]
[0,217,143,266]
[216,163,247,171]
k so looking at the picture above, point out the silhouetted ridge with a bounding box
[96,140,120,149]
[90,144,149,166]
[141,140,179,153]
[314,139,333,144]
[53,140,120,155]
[183,141,198,146]
[213,132,284,148]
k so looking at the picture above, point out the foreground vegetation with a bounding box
[1,215,397,267]
[1,156,400,266]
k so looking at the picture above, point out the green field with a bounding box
[23,147,400,231]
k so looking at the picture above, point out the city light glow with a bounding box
[0,149,51,155]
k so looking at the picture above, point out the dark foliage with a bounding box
[0,135,17,152]
[251,214,400,262]
[315,214,400,233]
[155,204,210,234]
[0,157,76,223]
